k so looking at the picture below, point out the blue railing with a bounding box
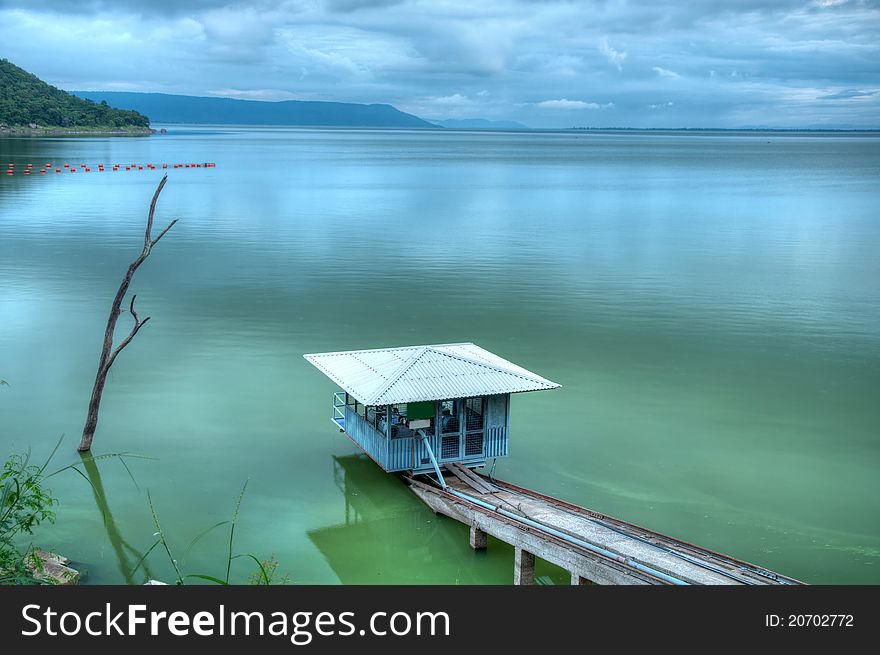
[332,392,346,428]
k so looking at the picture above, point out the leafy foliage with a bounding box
[0,449,59,584]
[0,59,149,129]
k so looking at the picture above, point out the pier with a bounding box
[305,342,803,585]
[406,468,802,585]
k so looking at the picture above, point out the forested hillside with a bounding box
[0,59,149,130]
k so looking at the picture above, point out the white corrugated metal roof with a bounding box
[303,342,561,405]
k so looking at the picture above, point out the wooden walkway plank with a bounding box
[445,462,498,494]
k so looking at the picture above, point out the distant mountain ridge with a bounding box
[435,118,528,129]
[73,91,437,128]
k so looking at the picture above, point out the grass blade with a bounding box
[147,491,183,585]
[130,539,162,578]
[186,521,230,553]
[36,435,65,476]
[232,553,270,586]
[225,479,249,585]
[184,573,228,585]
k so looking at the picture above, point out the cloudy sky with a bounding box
[2,0,878,128]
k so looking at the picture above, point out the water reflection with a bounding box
[308,455,495,584]
[79,454,154,585]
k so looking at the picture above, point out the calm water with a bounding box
[1,127,878,584]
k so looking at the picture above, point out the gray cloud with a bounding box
[0,0,240,15]
[819,88,877,99]
[2,0,878,127]
[324,0,406,11]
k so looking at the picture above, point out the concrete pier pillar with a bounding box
[571,572,593,585]
[514,547,535,585]
[469,525,488,550]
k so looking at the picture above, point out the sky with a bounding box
[1,0,878,128]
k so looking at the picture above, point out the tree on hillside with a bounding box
[0,58,149,128]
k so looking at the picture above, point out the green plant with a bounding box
[0,442,60,584]
[135,480,290,585]
[248,554,291,586]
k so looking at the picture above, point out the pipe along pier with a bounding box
[405,464,803,585]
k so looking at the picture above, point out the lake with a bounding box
[1,127,878,584]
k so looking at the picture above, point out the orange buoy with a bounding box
[55,169,61,173]
[64,164,69,168]
[71,168,76,173]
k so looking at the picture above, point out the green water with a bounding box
[1,127,878,584]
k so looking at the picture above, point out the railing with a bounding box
[343,404,390,469]
[332,391,346,427]
[333,394,509,472]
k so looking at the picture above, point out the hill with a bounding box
[0,59,150,134]
[73,91,438,129]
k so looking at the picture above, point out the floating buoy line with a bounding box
[4,162,217,176]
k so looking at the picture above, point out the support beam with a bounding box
[571,572,593,585]
[470,525,488,550]
[514,547,535,585]
[419,430,446,489]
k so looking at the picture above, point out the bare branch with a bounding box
[150,218,178,248]
[144,175,168,252]
[128,294,140,324]
[104,294,152,375]
[105,314,151,374]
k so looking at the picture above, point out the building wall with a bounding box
[485,394,510,458]
[342,394,510,472]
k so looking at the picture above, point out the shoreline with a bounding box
[0,125,154,137]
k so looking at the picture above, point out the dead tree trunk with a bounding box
[78,175,177,452]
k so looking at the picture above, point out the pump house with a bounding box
[304,343,560,476]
